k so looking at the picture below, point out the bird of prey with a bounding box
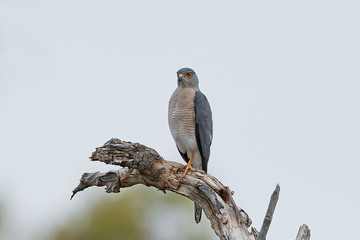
[168,67,213,223]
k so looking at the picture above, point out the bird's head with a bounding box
[177,68,199,88]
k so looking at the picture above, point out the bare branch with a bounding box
[72,138,254,240]
[72,138,306,240]
[296,224,311,240]
[257,184,280,240]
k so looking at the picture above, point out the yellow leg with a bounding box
[183,151,194,177]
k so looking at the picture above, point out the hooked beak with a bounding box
[178,73,185,82]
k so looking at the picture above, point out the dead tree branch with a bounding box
[296,224,311,240]
[257,184,280,240]
[71,138,308,240]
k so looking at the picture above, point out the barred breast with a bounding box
[168,87,198,154]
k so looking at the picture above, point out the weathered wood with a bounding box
[296,224,311,240]
[72,138,308,240]
[72,138,253,240]
[257,184,280,240]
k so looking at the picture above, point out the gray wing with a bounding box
[194,90,213,172]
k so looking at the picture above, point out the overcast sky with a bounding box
[1,1,359,239]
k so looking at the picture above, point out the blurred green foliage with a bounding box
[50,186,215,240]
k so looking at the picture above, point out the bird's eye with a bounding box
[186,73,192,78]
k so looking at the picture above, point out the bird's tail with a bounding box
[194,202,202,223]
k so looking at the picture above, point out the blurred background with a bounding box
[0,0,359,239]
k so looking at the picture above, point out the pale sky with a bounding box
[0,1,359,239]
